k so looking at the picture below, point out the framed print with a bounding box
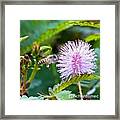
[0,0,119,119]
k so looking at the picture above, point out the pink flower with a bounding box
[56,40,97,80]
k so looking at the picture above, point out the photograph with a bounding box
[1,0,118,118]
[20,20,100,100]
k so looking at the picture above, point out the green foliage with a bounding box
[20,36,29,42]
[40,46,52,57]
[52,74,100,94]
[27,64,60,96]
[20,20,100,100]
[80,80,100,99]
[84,34,100,42]
[20,20,100,55]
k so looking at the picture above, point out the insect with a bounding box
[38,54,58,67]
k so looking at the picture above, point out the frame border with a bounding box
[0,0,119,119]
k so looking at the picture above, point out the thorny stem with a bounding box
[77,81,83,100]
[28,62,38,83]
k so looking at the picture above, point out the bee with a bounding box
[38,54,58,67]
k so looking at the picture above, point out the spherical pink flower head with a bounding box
[56,40,97,80]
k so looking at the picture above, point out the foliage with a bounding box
[84,34,100,42]
[20,20,100,55]
[51,74,100,94]
[20,20,100,100]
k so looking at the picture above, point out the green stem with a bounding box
[21,71,26,83]
[23,70,27,88]
[77,81,83,100]
[28,62,38,83]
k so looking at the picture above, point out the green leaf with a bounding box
[84,34,100,42]
[20,36,29,42]
[20,20,100,55]
[69,20,100,28]
[52,74,100,94]
[40,46,52,51]
[40,46,52,57]
[93,40,100,48]
[55,90,76,100]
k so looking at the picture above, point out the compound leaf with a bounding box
[52,74,100,94]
